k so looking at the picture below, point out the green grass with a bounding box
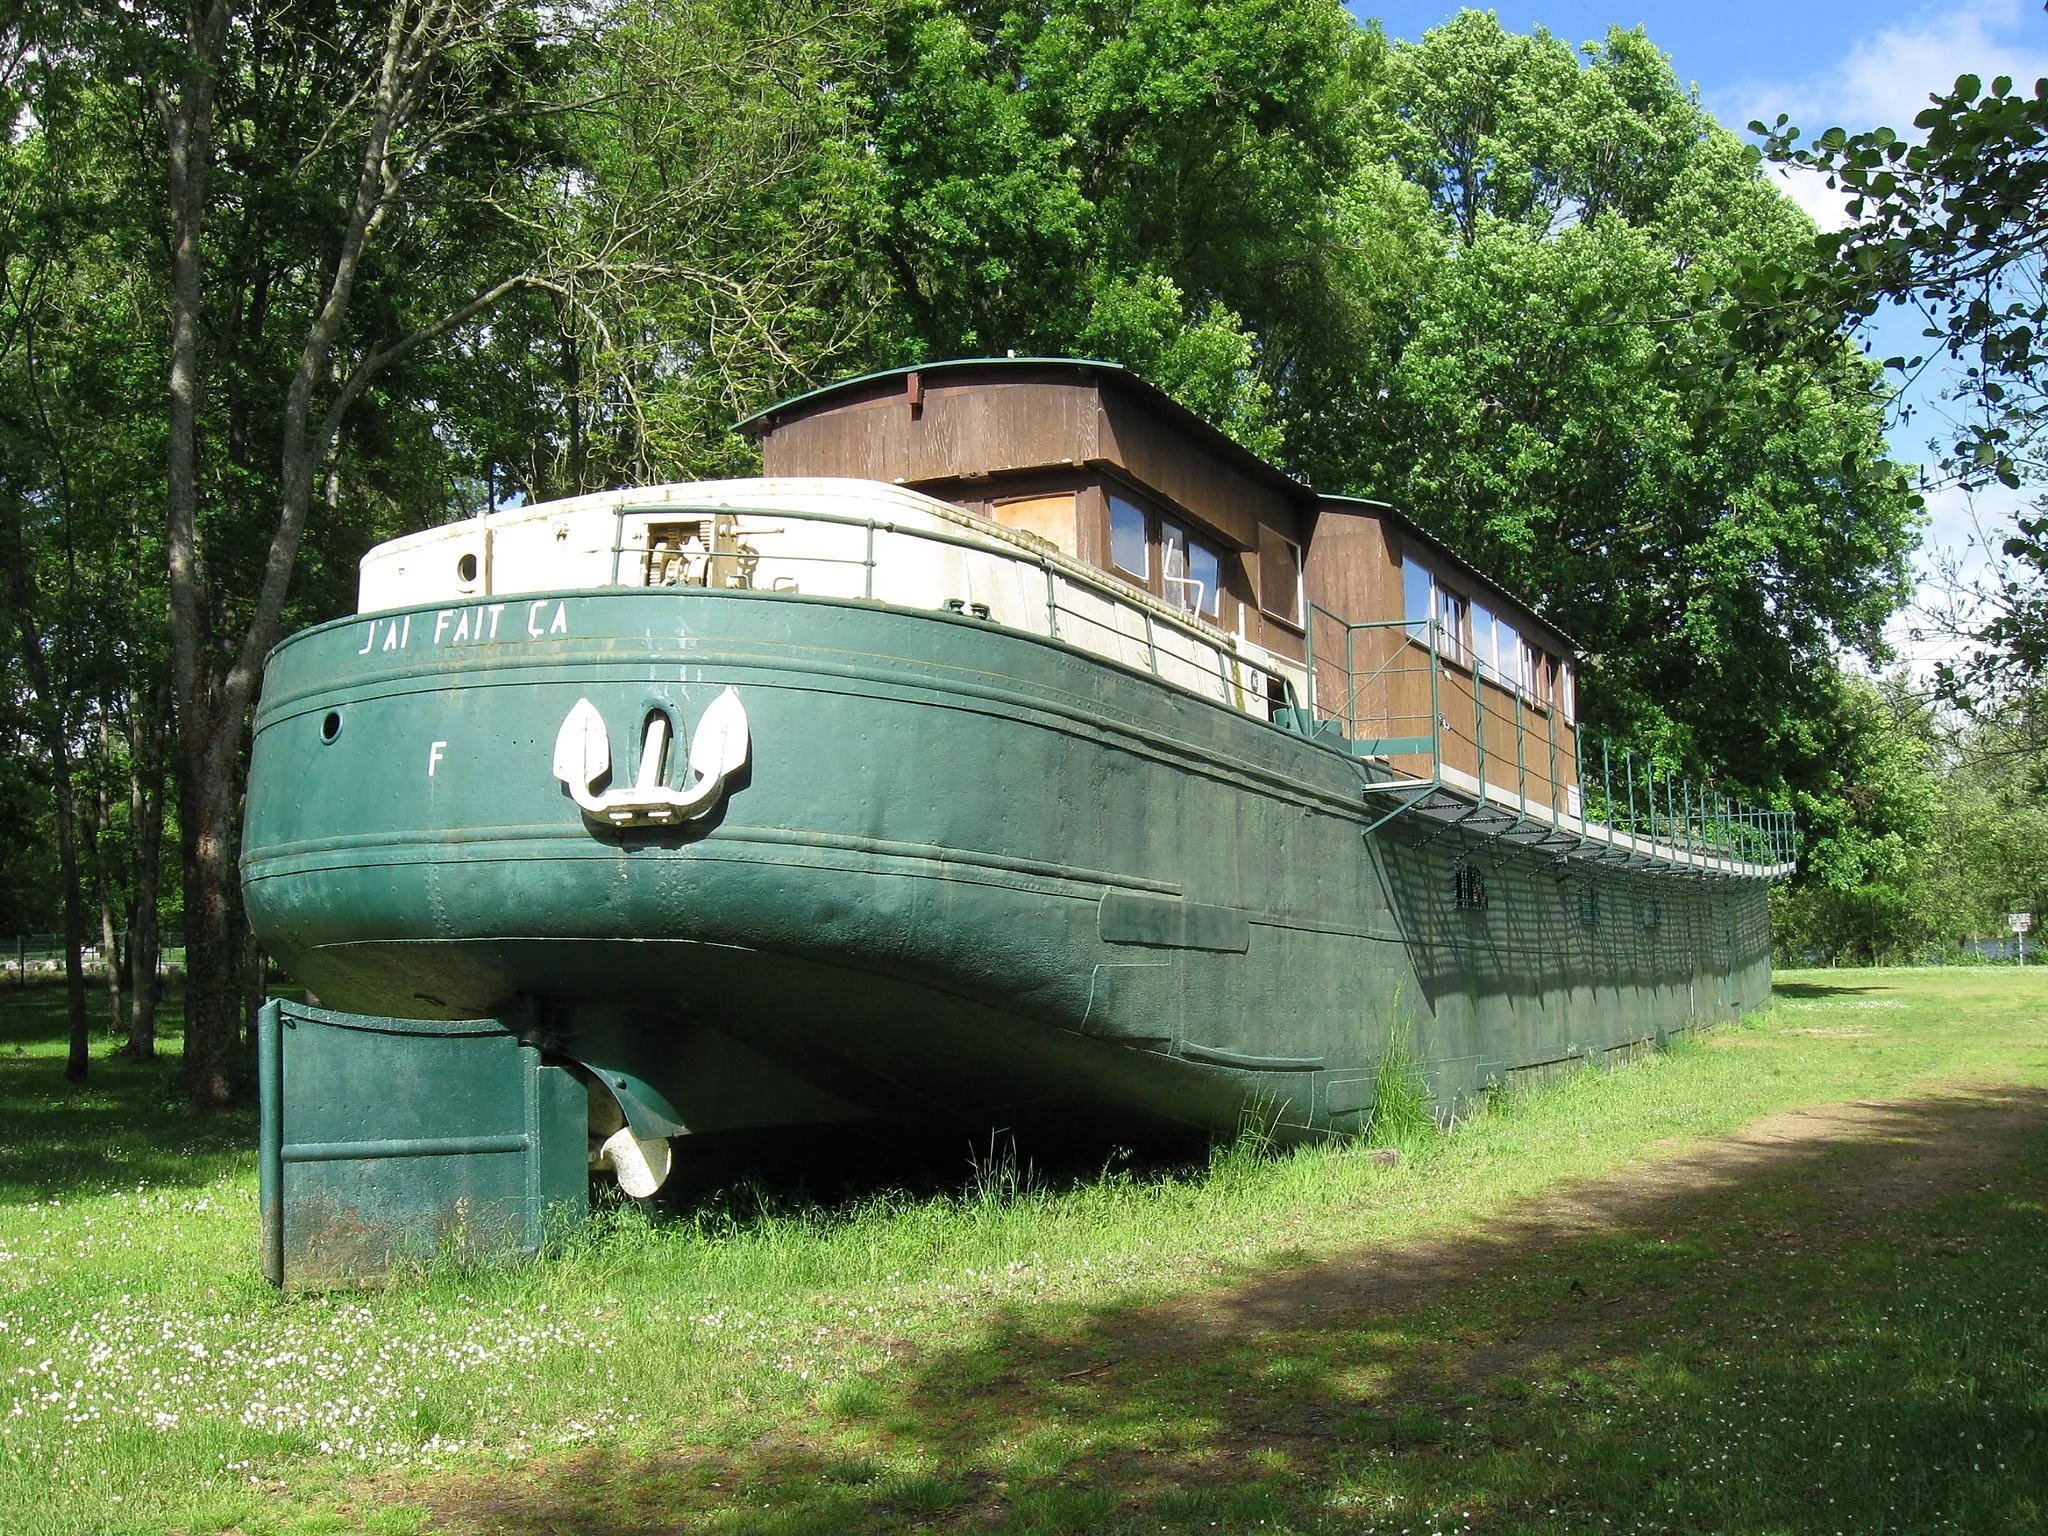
[2,969,2046,1533]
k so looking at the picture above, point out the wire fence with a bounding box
[6,932,186,985]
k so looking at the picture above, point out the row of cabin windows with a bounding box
[1110,494,1222,619]
[1402,556,1575,720]
[983,483,1301,635]
[1105,494,1305,630]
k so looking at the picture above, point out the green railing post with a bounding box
[1043,561,1059,640]
[1625,748,1638,852]
[864,521,877,599]
[1546,689,1560,827]
[1304,603,1317,727]
[1347,621,1360,737]
[1427,617,1442,779]
[1473,648,1487,803]
[1514,685,1528,818]
[1602,739,1613,835]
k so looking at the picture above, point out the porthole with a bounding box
[456,552,479,582]
[319,710,343,744]
[1640,897,1662,931]
[1578,884,1599,925]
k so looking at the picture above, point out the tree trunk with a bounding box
[153,0,527,1110]
[126,685,167,1062]
[53,731,90,1083]
[161,0,236,1110]
[91,715,127,1042]
[178,726,243,1109]
[5,553,91,1082]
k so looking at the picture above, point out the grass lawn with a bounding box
[2,968,2045,1534]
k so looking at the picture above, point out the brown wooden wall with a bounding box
[756,368,1316,660]
[1302,499,1580,801]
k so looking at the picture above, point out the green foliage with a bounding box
[1366,1017,1437,1145]
[0,2,1950,1025]
[1756,74,2048,730]
[1773,674,2048,964]
[459,0,888,495]
[859,0,1367,438]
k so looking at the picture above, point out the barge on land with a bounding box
[242,357,1795,1284]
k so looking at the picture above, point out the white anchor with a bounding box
[551,688,750,826]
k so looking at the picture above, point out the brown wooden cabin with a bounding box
[740,358,1582,814]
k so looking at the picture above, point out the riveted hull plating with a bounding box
[243,585,1771,1147]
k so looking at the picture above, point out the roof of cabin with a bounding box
[735,357,1315,504]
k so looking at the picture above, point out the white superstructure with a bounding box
[358,478,1306,719]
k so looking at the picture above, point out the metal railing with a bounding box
[1576,740,1799,870]
[575,499,1797,874]
[600,500,1303,717]
[1301,602,1799,875]
[10,931,186,984]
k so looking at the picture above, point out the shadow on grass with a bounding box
[0,981,257,1201]
[1772,980,1892,1000]
[425,1087,2048,1535]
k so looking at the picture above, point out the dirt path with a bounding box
[410,1081,2048,1534]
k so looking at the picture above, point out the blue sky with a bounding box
[1351,0,2048,667]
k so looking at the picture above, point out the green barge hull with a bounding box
[246,587,1766,1189]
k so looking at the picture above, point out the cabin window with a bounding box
[1404,558,1468,662]
[1160,520,1191,606]
[1110,494,1149,579]
[1159,521,1221,618]
[1259,526,1302,628]
[1520,638,1546,702]
[1494,616,1521,688]
[1472,601,1499,679]
[1435,586,1467,665]
[1109,495,1227,623]
[1560,659,1577,722]
[994,493,1079,558]
[1403,558,1433,644]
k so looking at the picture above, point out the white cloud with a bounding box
[1711,0,2048,229]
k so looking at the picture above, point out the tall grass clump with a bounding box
[1207,1093,1286,1186]
[1366,1020,1439,1147]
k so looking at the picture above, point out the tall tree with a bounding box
[854,0,1368,439]
[1309,14,1919,800]
[136,0,576,1106]
[1757,73,2048,730]
[0,36,116,1081]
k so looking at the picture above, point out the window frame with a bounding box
[1258,525,1304,631]
[1403,553,1568,712]
[1104,489,1232,628]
